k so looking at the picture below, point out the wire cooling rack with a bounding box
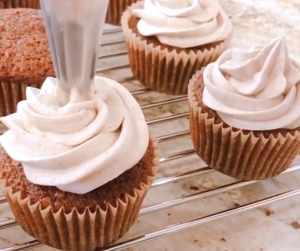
[1,26,300,251]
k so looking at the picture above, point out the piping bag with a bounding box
[40,0,109,103]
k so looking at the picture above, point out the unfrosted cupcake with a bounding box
[106,0,138,25]
[188,36,300,180]
[0,76,159,250]
[0,0,40,8]
[121,0,233,95]
[0,9,53,117]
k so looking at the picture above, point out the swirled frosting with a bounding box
[132,0,232,48]
[0,76,149,194]
[202,36,300,131]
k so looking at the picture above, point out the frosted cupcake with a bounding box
[0,76,159,250]
[188,36,300,180]
[121,0,233,95]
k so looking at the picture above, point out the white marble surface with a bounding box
[1,0,300,250]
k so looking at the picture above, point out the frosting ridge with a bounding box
[132,0,232,48]
[0,76,149,194]
[202,36,300,131]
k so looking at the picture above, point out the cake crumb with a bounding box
[291,221,300,229]
[193,239,199,243]
[233,202,240,207]
[220,238,226,242]
[167,213,171,216]
[190,186,200,191]
[265,209,274,216]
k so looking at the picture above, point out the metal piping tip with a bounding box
[40,0,109,102]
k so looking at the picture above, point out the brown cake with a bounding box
[0,0,40,9]
[0,138,159,250]
[188,69,300,180]
[0,8,54,117]
[105,0,138,26]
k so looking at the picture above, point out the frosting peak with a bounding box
[0,76,149,194]
[133,0,232,48]
[203,36,300,131]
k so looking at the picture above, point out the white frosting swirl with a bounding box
[132,0,232,48]
[0,76,149,194]
[203,36,300,131]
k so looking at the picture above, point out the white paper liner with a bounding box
[105,0,139,26]
[0,0,40,8]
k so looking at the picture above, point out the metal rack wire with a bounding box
[1,26,300,251]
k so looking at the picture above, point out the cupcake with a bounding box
[106,0,138,26]
[188,36,300,180]
[121,0,233,95]
[0,9,53,117]
[0,0,40,9]
[0,76,159,250]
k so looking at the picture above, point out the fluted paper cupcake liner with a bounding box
[0,80,43,117]
[106,0,138,26]
[0,139,159,251]
[0,0,40,8]
[121,1,232,95]
[188,70,300,180]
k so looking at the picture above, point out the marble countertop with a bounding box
[1,0,300,251]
